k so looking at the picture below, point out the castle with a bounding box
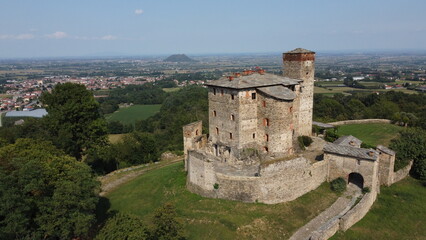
[182,49,409,211]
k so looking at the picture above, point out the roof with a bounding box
[376,145,396,155]
[205,73,301,89]
[324,143,378,161]
[285,48,315,54]
[312,121,335,129]
[333,135,362,147]
[5,109,48,118]
[257,85,296,101]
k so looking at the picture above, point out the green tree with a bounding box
[40,83,108,159]
[96,212,149,240]
[390,128,426,180]
[115,132,159,167]
[0,139,99,239]
[150,203,185,240]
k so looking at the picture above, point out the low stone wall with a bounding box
[328,119,391,126]
[340,191,377,231]
[392,161,413,184]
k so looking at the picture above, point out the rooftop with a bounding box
[257,85,296,101]
[205,72,301,89]
[5,109,47,118]
[376,145,396,155]
[324,142,378,161]
[333,135,362,148]
[285,48,315,54]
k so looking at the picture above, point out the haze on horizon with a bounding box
[1,0,425,59]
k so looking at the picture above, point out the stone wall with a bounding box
[378,151,395,186]
[328,119,391,126]
[183,121,203,170]
[187,150,329,204]
[392,160,413,184]
[340,191,377,231]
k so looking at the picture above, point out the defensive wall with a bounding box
[187,150,328,204]
[328,119,391,126]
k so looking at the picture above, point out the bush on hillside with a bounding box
[331,177,347,193]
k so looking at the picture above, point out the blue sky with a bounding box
[0,0,425,58]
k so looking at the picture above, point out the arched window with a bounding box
[231,114,235,121]
[265,134,269,142]
[229,133,233,139]
[195,129,199,135]
[216,127,219,134]
[263,118,270,126]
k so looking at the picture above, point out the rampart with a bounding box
[187,150,329,204]
[328,119,391,126]
[392,161,413,184]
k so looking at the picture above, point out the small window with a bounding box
[262,100,266,107]
[213,88,216,95]
[216,127,219,134]
[195,129,199,135]
[357,159,361,165]
[221,89,224,96]
[252,93,256,99]
[265,134,269,142]
[263,118,269,127]
[231,94,235,100]
[264,146,269,152]
[289,107,293,113]
[213,110,217,117]
[229,133,233,139]
[252,133,256,139]
[231,114,235,121]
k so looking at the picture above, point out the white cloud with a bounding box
[46,31,67,39]
[0,33,34,40]
[135,9,144,15]
[101,35,118,40]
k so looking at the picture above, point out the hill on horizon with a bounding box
[163,54,195,62]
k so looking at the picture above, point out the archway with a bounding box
[348,172,364,189]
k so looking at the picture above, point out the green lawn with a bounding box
[331,177,426,240]
[106,162,340,240]
[336,123,403,147]
[105,104,161,125]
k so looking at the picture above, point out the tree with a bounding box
[95,212,149,240]
[114,132,159,167]
[40,83,108,159]
[150,203,185,240]
[0,139,99,239]
[390,128,426,180]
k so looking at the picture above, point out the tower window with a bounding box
[213,88,216,95]
[229,133,233,139]
[289,107,293,113]
[263,100,266,107]
[263,118,270,127]
[216,127,219,134]
[195,129,199,135]
[265,134,269,142]
[253,133,256,139]
[213,110,217,117]
[264,146,269,152]
[221,89,224,96]
[252,93,256,99]
[231,94,235,100]
[231,114,235,121]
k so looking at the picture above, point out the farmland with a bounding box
[105,104,161,125]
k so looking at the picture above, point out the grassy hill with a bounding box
[336,123,403,147]
[106,162,340,240]
[105,104,161,125]
[331,177,426,240]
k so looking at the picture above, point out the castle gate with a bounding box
[348,172,364,188]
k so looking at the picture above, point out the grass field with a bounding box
[106,162,340,240]
[314,86,355,95]
[336,123,403,147]
[105,104,161,125]
[331,177,426,240]
[162,87,181,92]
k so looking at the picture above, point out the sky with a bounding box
[0,0,425,58]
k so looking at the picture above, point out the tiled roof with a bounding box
[324,142,378,161]
[205,73,301,89]
[257,85,296,101]
[376,145,396,155]
[333,135,362,148]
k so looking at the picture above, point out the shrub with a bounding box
[297,136,305,150]
[302,136,313,147]
[362,187,371,194]
[331,177,347,193]
[213,183,219,189]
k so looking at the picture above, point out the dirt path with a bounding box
[289,184,362,240]
[99,157,183,196]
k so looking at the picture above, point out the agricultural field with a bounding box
[162,87,181,92]
[106,162,340,240]
[336,123,403,147]
[314,86,356,95]
[331,177,426,240]
[105,104,161,125]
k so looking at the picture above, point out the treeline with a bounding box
[314,91,426,129]
[98,83,167,114]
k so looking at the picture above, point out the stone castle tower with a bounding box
[283,48,315,137]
